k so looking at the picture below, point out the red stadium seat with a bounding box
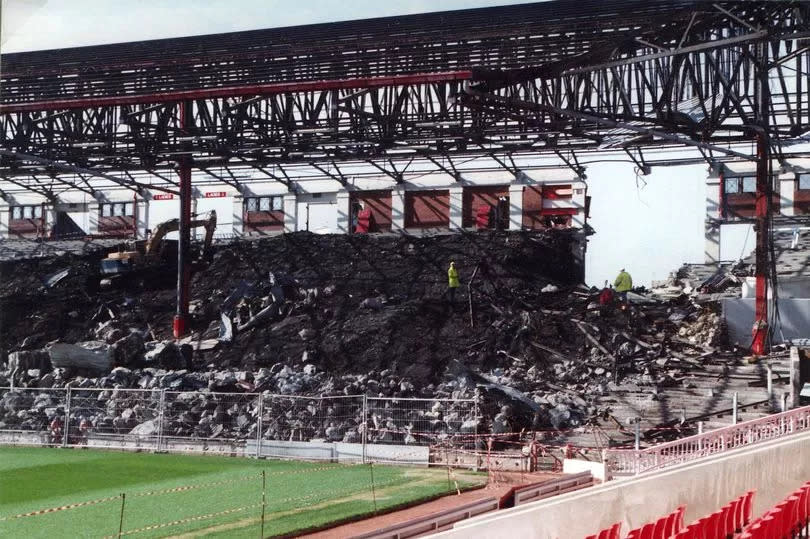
[585,535,597,539]
[596,526,613,539]
[729,502,740,536]
[626,529,642,539]
[785,496,801,538]
[639,522,655,539]
[709,510,725,539]
[760,513,778,539]
[652,514,668,539]
[675,505,686,532]
[718,503,733,538]
[799,487,810,530]
[743,491,756,526]
[609,522,622,539]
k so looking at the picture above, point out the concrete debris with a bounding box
[48,342,112,373]
[43,268,71,288]
[0,231,755,446]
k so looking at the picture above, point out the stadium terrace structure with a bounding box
[2,0,810,345]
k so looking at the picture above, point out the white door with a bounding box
[296,202,309,232]
[148,199,181,240]
[65,205,90,233]
[307,203,337,234]
[195,197,233,239]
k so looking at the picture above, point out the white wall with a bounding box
[147,198,180,239]
[296,193,338,233]
[436,431,810,539]
[194,196,234,238]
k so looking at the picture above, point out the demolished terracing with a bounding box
[0,231,787,452]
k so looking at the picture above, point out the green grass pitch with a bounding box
[0,447,485,538]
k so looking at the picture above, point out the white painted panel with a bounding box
[296,202,309,232]
[66,209,90,233]
[719,223,754,261]
[194,197,233,238]
[55,203,90,234]
[306,202,337,234]
[148,199,180,240]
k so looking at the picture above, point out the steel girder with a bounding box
[1,1,809,192]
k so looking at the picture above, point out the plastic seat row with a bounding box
[584,491,754,539]
[585,522,621,539]
[626,505,686,539]
[585,507,684,539]
[740,482,810,539]
[673,491,754,539]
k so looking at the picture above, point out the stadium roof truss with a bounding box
[0,0,808,193]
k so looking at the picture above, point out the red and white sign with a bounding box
[153,194,174,200]
[204,192,227,198]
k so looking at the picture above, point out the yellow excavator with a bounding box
[100,211,217,288]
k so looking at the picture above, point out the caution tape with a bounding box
[131,473,261,498]
[111,476,413,537]
[0,494,121,522]
[110,503,263,537]
[131,464,371,499]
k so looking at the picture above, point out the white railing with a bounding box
[604,405,810,476]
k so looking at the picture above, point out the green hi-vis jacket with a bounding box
[614,271,633,292]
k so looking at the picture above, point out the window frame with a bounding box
[245,196,283,213]
[10,204,42,221]
[799,173,810,191]
[100,202,134,218]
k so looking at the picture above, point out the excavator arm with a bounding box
[144,210,217,256]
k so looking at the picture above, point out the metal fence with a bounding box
[0,387,477,463]
[604,404,810,476]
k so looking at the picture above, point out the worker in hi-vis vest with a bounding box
[447,261,460,303]
[614,269,633,302]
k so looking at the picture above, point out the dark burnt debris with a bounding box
[0,230,760,446]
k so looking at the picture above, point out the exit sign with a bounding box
[153,194,174,200]
[205,192,227,198]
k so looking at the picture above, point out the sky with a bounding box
[0,0,754,286]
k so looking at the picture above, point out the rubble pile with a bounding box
[649,261,749,302]
[0,231,733,443]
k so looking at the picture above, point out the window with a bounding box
[10,205,42,220]
[799,174,810,191]
[100,203,134,217]
[741,176,756,193]
[245,196,282,212]
[725,176,774,194]
[724,178,740,194]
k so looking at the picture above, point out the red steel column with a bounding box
[751,43,770,356]
[173,100,192,338]
[751,132,769,355]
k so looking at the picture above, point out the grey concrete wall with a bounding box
[434,431,810,539]
[723,298,810,345]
